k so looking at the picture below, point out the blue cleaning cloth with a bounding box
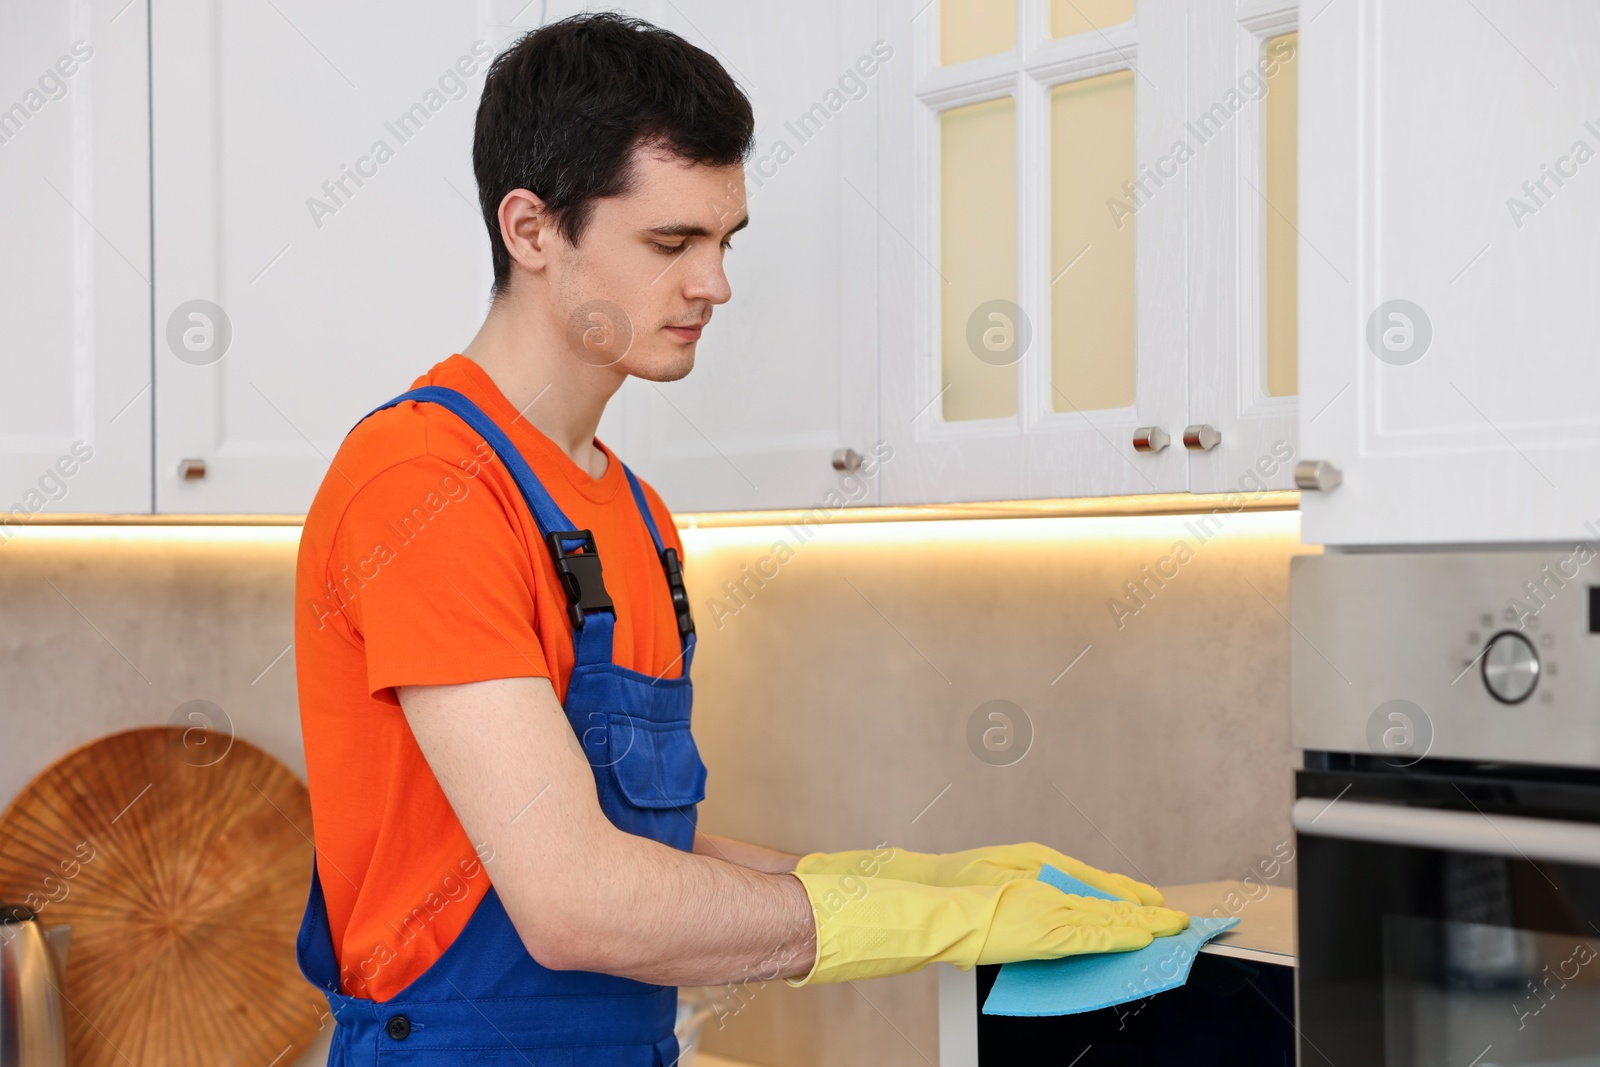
[982,865,1240,1017]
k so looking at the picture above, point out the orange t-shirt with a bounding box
[294,354,687,1002]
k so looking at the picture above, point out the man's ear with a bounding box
[498,188,553,278]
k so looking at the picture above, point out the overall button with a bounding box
[386,1015,412,1040]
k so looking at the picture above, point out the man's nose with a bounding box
[682,251,733,306]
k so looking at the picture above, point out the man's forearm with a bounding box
[693,830,801,874]
[541,828,817,987]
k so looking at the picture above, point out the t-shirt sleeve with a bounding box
[328,455,550,702]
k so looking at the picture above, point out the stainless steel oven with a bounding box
[1292,551,1600,1066]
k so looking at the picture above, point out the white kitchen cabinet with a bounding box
[0,0,152,518]
[872,0,1303,507]
[875,0,1191,505]
[150,0,878,517]
[1187,0,1301,495]
[151,0,500,514]
[1298,0,1600,545]
[605,0,880,514]
[11,1,1323,518]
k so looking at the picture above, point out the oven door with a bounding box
[1295,765,1600,1067]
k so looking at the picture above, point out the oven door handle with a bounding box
[1293,797,1600,866]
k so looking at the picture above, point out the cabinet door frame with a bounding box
[877,0,1189,506]
[610,0,880,514]
[152,0,299,515]
[1298,0,1600,545]
[151,0,499,515]
[1,0,152,518]
[1186,0,1300,495]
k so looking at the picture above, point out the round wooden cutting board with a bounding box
[0,726,328,1066]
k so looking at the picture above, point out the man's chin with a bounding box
[623,347,696,383]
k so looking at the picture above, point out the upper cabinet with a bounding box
[606,0,879,514]
[152,0,498,513]
[6,0,1314,518]
[876,0,1189,504]
[1299,0,1600,545]
[1,2,152,517]
[873,0,1302,507]
[148,0,881,517]
[1188,0,1301,495]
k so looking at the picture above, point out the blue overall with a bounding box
[297,386,705,1065]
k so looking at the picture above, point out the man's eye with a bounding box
[652,241,684,254]
[721,239,734,251]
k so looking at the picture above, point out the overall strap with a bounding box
[622,465,697,658]
[356,387,614,634]
[621,465,668,554]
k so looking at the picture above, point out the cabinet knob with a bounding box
[178,458,207,480]
[1132,426,1170,453]
[831,448,864,472]
[1182,424,1221,451]
[1293,459,1343,492]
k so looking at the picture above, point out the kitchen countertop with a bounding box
[1157,879,1296,967]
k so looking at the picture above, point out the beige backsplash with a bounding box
[680,508,1315,1066]
[0,509,1315,1067]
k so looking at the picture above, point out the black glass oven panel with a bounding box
[974,954,1295,1065]
[1298,834,1600,1067]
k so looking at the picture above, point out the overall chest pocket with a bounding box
[604,715,708,810]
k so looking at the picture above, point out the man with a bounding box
[294,13,1187,1064]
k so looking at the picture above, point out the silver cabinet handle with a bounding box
[1132,427,1170,453]
[178,458,207,480]
[1182,424,1221,451]
[1294,460,1342,492]
[831,448,863,472]
[1293,798,1600,866]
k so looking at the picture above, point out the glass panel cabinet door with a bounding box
[1186,1,1300,495]
[877,0,1188,506]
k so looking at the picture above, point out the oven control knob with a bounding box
[1482,631,1540,705]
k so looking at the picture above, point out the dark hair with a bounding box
[472,12,755,297]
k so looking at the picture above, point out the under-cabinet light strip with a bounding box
[5,491,1300,543]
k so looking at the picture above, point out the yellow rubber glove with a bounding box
[786,872,1189,986]
[794,842,1164,906]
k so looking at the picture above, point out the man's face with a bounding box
[546,148,747,383]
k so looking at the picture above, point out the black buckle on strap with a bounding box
[546,530,614,629]
[662,547,695,639]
